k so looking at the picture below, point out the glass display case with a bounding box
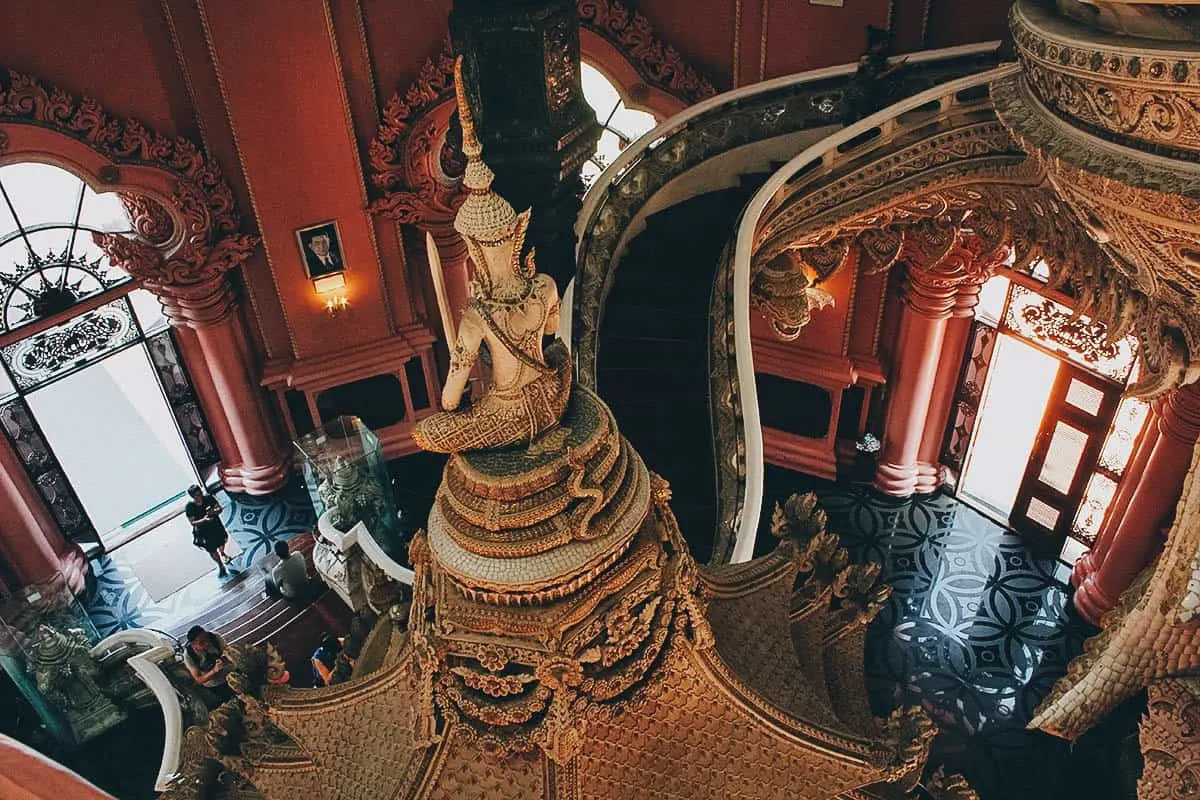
[0,571,122,748]
[294,416,405,559]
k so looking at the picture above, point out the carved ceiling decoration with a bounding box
[577,0,718,106]
[748,70,1200,397]
[368,38,462,229]
[369,3,717,228]
[1012,0,1200,163]
[0,69,258,295]
[991,2,1200,397]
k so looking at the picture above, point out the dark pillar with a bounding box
[451,0,601,290]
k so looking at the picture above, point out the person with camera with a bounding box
[185,484,233,578]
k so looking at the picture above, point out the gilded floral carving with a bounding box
[577,0,717,104]
[1011,0,1200,160]
[0,69,258,291]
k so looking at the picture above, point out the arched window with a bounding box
[0,161,213,548]
[580,62,658,191]
[0,163,133,334]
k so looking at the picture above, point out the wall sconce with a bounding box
[324,294,349,316]
[314,273,349,317]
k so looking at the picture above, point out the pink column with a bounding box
[913,282,982,494]
[0,431,85,594]
[162,278,291,495]
[875,270,958,496]
[1070,408,1161,588]
[1074,382,1200,624]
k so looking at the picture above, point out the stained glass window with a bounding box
[1002,283,1139,383]
[1073,472,1118,542]
[1097,395,1151,478]
[580,63,658,190]
[0,163,133,334]
[0,298,138,390]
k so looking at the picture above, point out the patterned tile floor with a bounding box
[759,466,1141,800]
[82,476,316,637]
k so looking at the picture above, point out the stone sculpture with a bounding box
[154,54,975,800]
[317,456,387,533]
[27,625,125,744]
[412,57,569,455]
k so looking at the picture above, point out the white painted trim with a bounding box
[91,631,180,792]
[728,63,1021,563]
[351,520,416,586]
[575,40,1002,252]
[318,512,415,585]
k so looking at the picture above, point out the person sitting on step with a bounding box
[268,540,312,601]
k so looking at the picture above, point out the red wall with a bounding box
[0,0,1013,424]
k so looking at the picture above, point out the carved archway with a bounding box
[0,68,288,588]
[747,88,1186,400]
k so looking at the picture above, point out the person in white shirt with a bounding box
[269,540,311,601]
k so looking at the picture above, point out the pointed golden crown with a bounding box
[453,56,520,244]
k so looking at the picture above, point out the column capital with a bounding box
[94,229,259,324]
[1158,381,1200,445]
[157,275,240,328]
[902,223,1013,319]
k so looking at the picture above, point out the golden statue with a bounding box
[413,57,570,454]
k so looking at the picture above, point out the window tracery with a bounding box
[0,163,132,334]
[579,63,657,190]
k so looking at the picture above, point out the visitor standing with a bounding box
[186,485,233,578]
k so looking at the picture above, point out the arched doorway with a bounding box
[0,162,217,551]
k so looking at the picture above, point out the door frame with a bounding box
[1009,362,1122,552]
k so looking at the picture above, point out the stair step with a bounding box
[596,183,752,563]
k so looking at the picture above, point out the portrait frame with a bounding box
[296,220,346,280]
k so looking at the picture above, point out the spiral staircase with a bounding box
[574,41,1003,564]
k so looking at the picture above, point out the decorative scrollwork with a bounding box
[1010,0,1200,161]
[0,69,258,291]
[577,0,718,105]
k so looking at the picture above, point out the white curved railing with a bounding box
[575,40,1003,258]
[317,510,415,585]
[727,62,1021,563]
[91,629,181,791]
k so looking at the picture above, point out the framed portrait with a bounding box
[296,220,346,279]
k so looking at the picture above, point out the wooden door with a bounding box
[1010,364,1121,552]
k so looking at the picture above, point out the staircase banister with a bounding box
[727,61,1022,564]
[574,39,1003,255]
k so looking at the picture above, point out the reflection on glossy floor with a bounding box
[760,465,1142,800]
[83,476,316,637]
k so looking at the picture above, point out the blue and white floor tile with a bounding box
[760,466,1138,800]
[83,476,316,637]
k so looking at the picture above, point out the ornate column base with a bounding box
[1072,576,1117,627]
[874,460,920,497]
[1070,551,1095,588]
[912,462,942,495]
[219,456,292,496]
